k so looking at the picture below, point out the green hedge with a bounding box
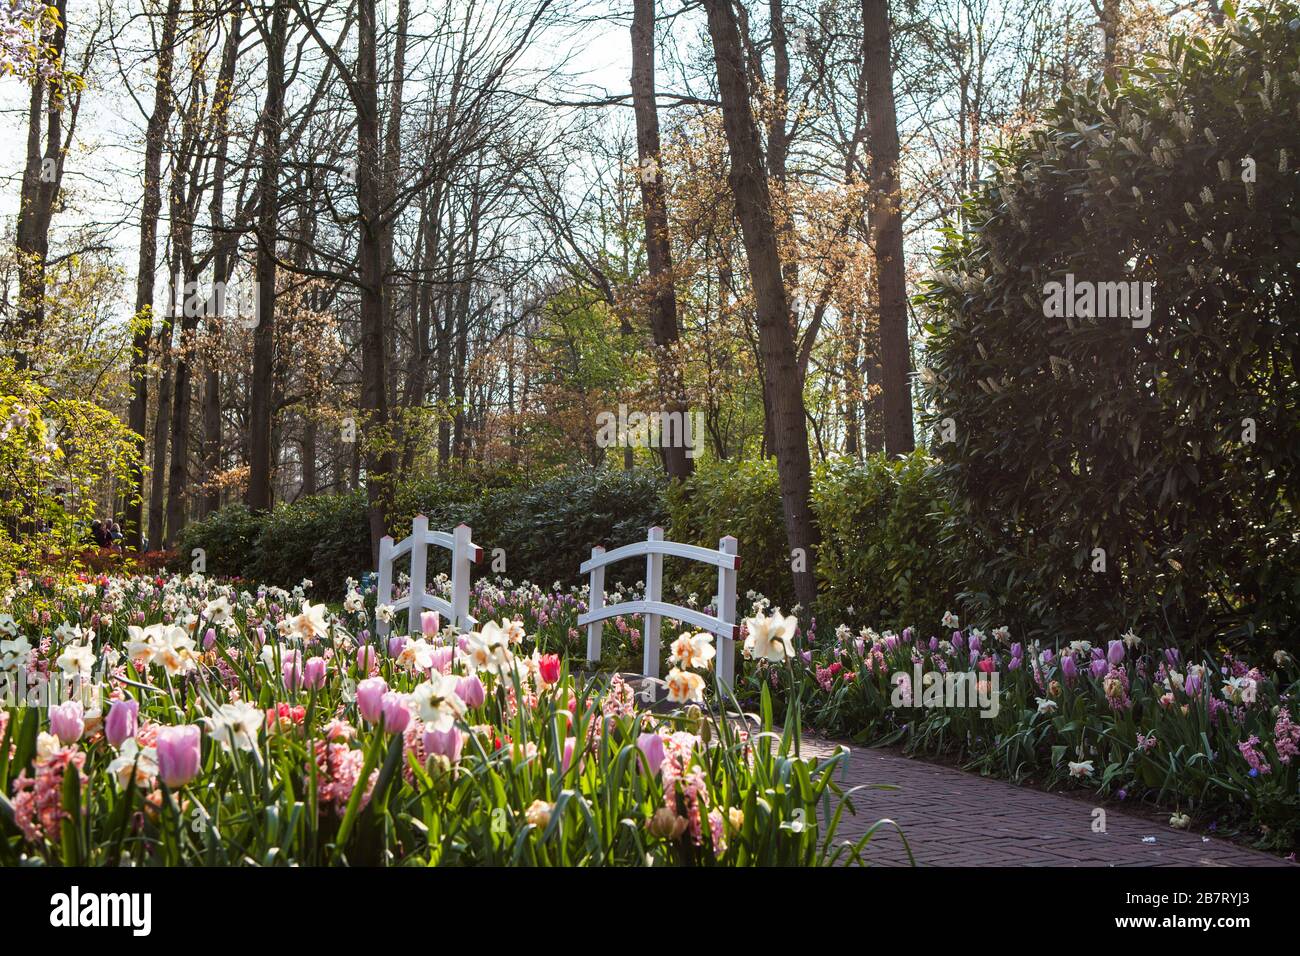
[176,467,665,597]
[664,452,957,626]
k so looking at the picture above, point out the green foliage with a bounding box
[175,504,265,580]
[813,452,958,629]
[0,359,139,581]
[665,457,793,608]
[917,4,1300,654]
[250,491,372,598]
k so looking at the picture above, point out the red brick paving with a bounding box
[799,736,1293,867]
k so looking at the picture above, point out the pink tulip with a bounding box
[420,611,440,637]
[156,725,202,788]
[636,732,665,776]
[562,736,576,774]
[303,657,328,689]
[387,635,408,658]
[456,675,486,709]
[380,692,411,734]
[429,646,454,674]
[49,701,85,745]
[282,652,303,691]
[255,626,267,646]
[203,627,217,650]
[423,725,463,763]
[356,677,388,724]
[356,644,377,671]
[105,698,139,748]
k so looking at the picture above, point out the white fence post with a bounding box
[450,523,477,631]
[376,534,395,638]
[715,535,738,690]
[586,545,605,662]
[408,515,429,634]
[643,527,663,678]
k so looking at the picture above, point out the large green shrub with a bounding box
[813,452,957,630]
[665,458,793,608]
[917,2,1300,653]
[249,490,372,599]
[175,504,265,581]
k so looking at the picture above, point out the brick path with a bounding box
[800,736,1293,867]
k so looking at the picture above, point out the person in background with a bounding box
[109,521,124,550]
[89,520,109,548]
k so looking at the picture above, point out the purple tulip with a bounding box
[49,701,84,744]
[423,725,463,763]
[156,725,202,788]
[1089,658,1108,678]
[203,627,217,650]
[1184,673,1202,695]
[1091,647,1104,661]
[1041,649,1055,664]
[387,635,408,658]
[380,692,411,734]
[951,632,965,652]
[255,626,267,646]
[929,637,939,652]
[105,698,139,748]
[1107,640,1125,666]
[303,657,327,689]
[1010,643,1023,659]
[902,627,914,643]
[637,732,666,776]
[1008,655,1022,671]
[456,675,486,709]
[356,677,388,724]
[968,634,981,653]
[1060,655,1078,681]
[1164,648,1181,667]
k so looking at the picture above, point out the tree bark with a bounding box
[125,0,182,548]
[246,1,288,513]
[630,0,692,480]
[862,0,914,456]
[702,0,819,607]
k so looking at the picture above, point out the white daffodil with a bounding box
[668,632,716,671]
[742,609,797,663]
[290,602,330,642]
[108,739,158,790]
[1035,697,1057,715]
[204,596,234,625]
[0,635,31,671]
[397,637,436,672]
[205,701,264,752]
[1068,760,1094,778]
[343,589,365,614]
[57,642,96,679]
[941,611,959,629]
[411,673,466,733]
[461,622,512,674]
[0,614,18,637]
[665,667,706,704]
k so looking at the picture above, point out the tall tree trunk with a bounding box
[702,0,818,607]
[630,0,692,480]
[13,0,68,371]
[126,0,182,548]
[357,0,395,560]
[862,0,914,456]
[246,1,288,512]
[202,7,243,518]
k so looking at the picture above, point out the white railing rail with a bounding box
[578,527,740,688]
[375,515,482,635]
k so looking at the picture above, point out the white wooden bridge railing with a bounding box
[578,527,740,689]
[376,515,482,636]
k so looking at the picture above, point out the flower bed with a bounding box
[0,571,875,866]
[745,614,1299,853]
